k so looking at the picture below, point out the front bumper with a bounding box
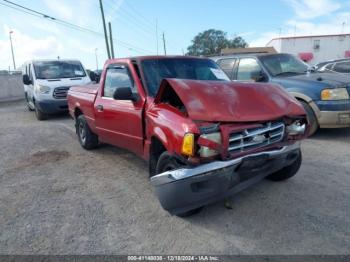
[151,143,301,215]
[318,110,350,128]
[36,99,69,114]
[315,100,350,128]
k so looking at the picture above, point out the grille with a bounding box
[53,86,70,99]
[228,122,285,154]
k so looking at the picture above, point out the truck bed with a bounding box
[67,84,99,129]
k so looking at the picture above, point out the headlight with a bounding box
[286,120,306,135]
[198,132,222,157]
[37,85,51,94]
[321,88,349,100]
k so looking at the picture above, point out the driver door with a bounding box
[94,64,144,156]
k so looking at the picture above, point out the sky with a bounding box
[0,0,350,70]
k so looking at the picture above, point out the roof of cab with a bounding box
[105,55,212,64]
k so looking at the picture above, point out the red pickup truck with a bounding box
[68,56,307,216]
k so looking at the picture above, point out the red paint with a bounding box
[68,57,307,163]
[156,79,305,122]
[298,52,314,62]
[345,51,350,58]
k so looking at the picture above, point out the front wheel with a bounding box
[266,150,302,181]
[300,101,318,136]
[155,151,203,217]
[34,103,47,121]
[76,115,98,150]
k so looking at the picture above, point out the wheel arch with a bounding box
[149,135,168,177]
[74,107,83,119]
[289,91,321,119]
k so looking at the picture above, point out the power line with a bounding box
[104,0,159,41]
[1,0,153,55]
[106,0,183,54]
[122,1,185,49]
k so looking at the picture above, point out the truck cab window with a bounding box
[217,58,236,79]
[104,67,134,98]
[237,58,262,81]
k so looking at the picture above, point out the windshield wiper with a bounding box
[274,71,303,77]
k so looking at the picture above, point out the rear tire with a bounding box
[76,115,98,150]
[266,150,302,181]
[299,101,318,136]
[156,151,203,217]
[34,103,47,121]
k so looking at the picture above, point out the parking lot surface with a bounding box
[0,100,349,255]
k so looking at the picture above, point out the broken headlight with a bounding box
[286,120,306,135]
[198,132,222,157]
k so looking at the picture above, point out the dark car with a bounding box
[315,58,350,74]
[212,53,350,135]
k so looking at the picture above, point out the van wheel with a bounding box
[300,101,318,136]
[34,103,47,121]
[266,150,302,181]
[76,115,98,150]
[156,151,204,217]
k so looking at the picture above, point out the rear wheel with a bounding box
[76,115,98,150]
[266,150,302,181]
[299,101,318,136]
[155,151,203,217]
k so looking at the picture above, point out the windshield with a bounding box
[33,61,86,79]
[141,58,230,96]
[260,54,309,77]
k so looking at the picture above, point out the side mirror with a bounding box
[113,87,136,101]
[22,74,32,85]
[252,71,267,82]
[89,71,97,82]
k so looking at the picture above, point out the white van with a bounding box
[22,59,91,120]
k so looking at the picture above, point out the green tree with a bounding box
[187,29,248,56]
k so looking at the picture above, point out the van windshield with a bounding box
[141,58,230,96]
[33,61,86,79]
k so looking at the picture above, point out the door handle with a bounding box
[96,105,104,111]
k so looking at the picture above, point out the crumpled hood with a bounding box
[155,79,306,122]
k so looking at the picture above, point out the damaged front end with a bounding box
[151,118,306,215]
[150,79,308,215]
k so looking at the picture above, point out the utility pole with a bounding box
[9,31,16,71]
[95,48,99,70]
[108,22,115,59]
[162,32,167,55]
[342,22,346,34]
[99,0,111,59]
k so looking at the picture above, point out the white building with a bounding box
[266,34,350,65]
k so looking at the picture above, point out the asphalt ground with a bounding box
[0,100,349,255]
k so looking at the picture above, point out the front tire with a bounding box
[76,115,98,150]
[34,103,47,121]
[155,151,203,217]
[300,101,318,136]
[266,150,302,181]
